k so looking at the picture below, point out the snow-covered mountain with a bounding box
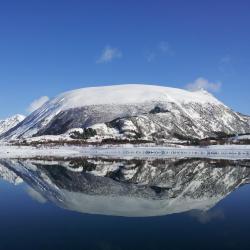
[0,114,25,137]
[1,158,250,217]
[1,84,250,142]
[240,113,250,126]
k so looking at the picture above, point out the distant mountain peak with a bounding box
[0,114,26,136]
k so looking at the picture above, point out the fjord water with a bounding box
[1,158,250,250]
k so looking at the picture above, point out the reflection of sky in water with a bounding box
[0,158,250,250]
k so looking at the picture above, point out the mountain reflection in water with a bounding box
[1,157,250,217]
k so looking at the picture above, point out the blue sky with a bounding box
[0,0,250,118]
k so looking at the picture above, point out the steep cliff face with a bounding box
[1,84,250,142]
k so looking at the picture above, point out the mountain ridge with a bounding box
[1,84,250,143]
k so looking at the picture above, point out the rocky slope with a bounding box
[1,85,250,142]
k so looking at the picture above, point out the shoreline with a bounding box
[0,144,250,160]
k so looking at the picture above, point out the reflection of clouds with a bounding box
[189,209,224,224]
[26,187,47,204]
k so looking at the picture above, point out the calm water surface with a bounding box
[0,158,250,250]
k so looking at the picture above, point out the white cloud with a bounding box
[27,96,49,113]
[97,46,122,63]
[186,77,222,93]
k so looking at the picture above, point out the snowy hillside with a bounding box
[1,84,250,142]
[240,113,250,126]
[0,114,25,136]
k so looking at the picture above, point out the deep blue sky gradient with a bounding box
[0,0,249,118]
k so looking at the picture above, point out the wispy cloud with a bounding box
[219,55,233,74]
[97,46,122,63]
[220,55,231,64]
[27,96,49,114]
[145,41,174,63]
[186,77,222,93]
[158,41,174,55]
[146,52,156,62]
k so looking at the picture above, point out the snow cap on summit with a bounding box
[49,84,222,110]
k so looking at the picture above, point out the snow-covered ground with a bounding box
[231,134,250,140]
[0,144,250,160]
